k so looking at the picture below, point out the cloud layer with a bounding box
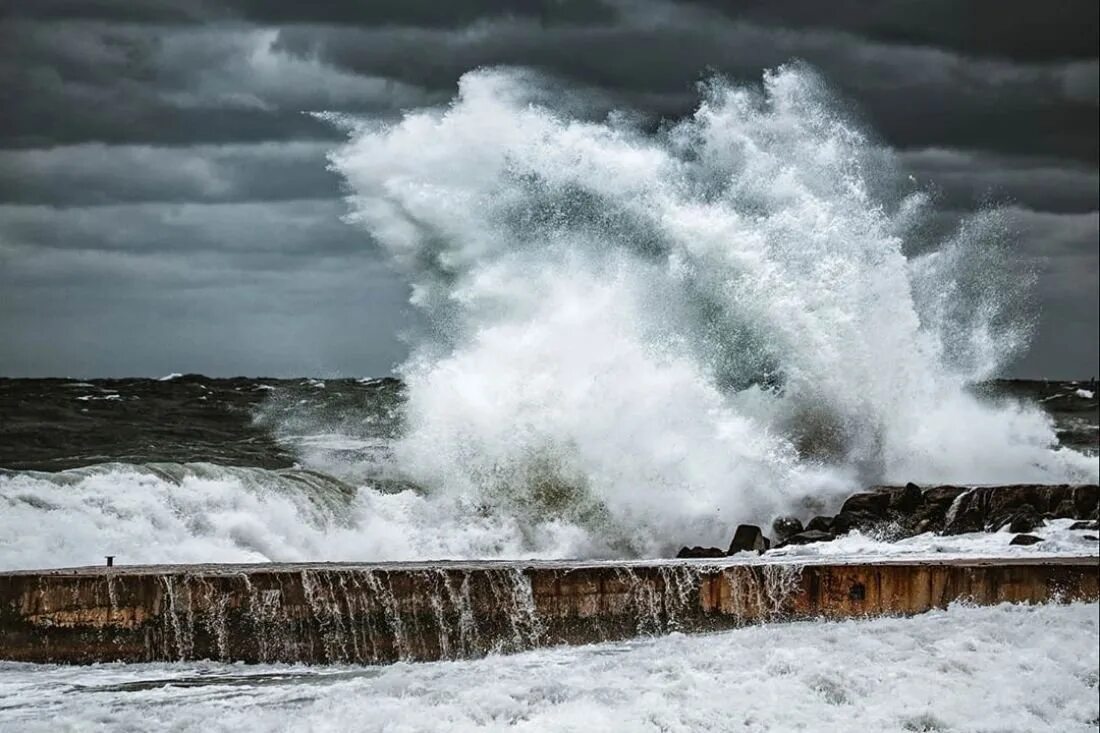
[0,0,1096,376]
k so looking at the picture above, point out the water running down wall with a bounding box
[2,557,1096,665]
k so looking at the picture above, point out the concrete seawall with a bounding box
[2,556,1096,665]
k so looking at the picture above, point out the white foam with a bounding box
[1,602,1096,732]
[3,465,1094,570]
[323,64,1097,555]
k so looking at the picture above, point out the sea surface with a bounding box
[0,376,1097,571]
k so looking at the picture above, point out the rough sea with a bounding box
[2,65,1098,731]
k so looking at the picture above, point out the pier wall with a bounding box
[1,557,1096,665]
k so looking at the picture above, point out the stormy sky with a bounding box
[0,0,1096,378]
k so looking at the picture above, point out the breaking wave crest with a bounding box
[322,65,1097,555]
[0,463,574,570]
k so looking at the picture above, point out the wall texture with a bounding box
[1,557,1096,665]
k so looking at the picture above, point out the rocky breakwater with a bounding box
[678,484,1100,558]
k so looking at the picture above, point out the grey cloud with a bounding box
[1003,209,1099,377]
[0,0,619,28]
[679,0,1099,62]
[900,149,1099,214]
[0,199,367,257]
[0,250,411,377]
[0,142,341,205]
[273,9,1098,162]
[0,23,437,147]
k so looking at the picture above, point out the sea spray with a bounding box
[327,64,1097,556]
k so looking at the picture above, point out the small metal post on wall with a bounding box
[105,556,114,568]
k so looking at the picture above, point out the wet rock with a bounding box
[1074,485,1099,518]
[676,546,726,559]
[839,489,893,517]
[896,482,924,512]
[806,516,833,533]
[1007,513,1040,534]
[727,524,769,555]
[776,529,835,547]
[943,485,1096,535]
[911,485,968,527]
[840,482,925,519]
[1084,535,1099,542]
[772,516,804,543]
[1009,534,1043,546]
[830,510,884,535]
[999,504,1043,534]
[1053,498,1078,518]
[1070,520,1100,531]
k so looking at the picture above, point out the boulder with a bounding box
[1007,511,1040,534]
[895,482,924,512]
[840,482,924,518]
[1070,520,1100,531]
[776,529,835,547]
[806,516,833,533]
[839,489,893,517]
[904,485,969,535]
[1073,485,1099,518]
[727,524,769,555]
[1009,533,1043,546]
[996,504,1043,534]
[830,510,884,535]
[772,516,804,543]
[676,546,726,559]
[943,485,1091,534]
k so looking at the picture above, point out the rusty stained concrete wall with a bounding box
[1,557,1096,665]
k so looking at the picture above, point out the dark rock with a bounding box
[1070,520,1100,531]
[806,516,833,533]
[676,546,726,559]
[1073,485,1099,518]
[997,504,1042,534]
[1053,498,1078,518]
[776,529,835,547]
[1009,534,1043,546]
[943,485,1092,535]
[840,483,925,519]
[772,516,804,543]
[1007,513,1040,534]
[727,524,768,555]
[896,482,924,512]
[839,489,892,517]
[1084,535,1099,541]
[830,510,883,535]
[904,485,969,534]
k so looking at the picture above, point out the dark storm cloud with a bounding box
[900,150,1100,214]
[267,3,1097,162]
[0,142,341,205]
[0,0,619,28]
[0,22,439,148]
[0,0,1096,376]
[0,199,362,256]
[684,0,1099,62]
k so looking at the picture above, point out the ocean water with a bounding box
[1,602,1096,732]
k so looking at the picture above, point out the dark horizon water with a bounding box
[1,375,1096,473]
